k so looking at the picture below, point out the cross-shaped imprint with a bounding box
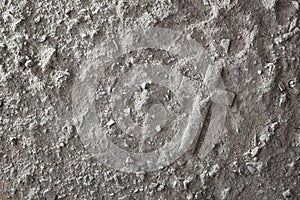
[72,27,231,173]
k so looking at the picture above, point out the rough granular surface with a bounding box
[0,0,299,199]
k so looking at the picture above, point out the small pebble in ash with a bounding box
[278,81,286,93]
[155,125,161,133]
[288,80,296,88]
[279,93,287,108]
[257,70,263,75]
[25,60,34,68]
[43,189,57,200]
[282,189,292,199]
[247,164,256,174]
[107,119,115,127]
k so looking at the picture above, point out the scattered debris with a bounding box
[24,59,34,68]
[135,171,146,182]
[274,28,300,45]
[296,134,300,147]
[279,93,287,108]
[257,70,263,75]
[221,187,231,200]
[155,125,161,132]
[183,175,194,190]
[288,80,296,88]
[261,0,277,10]
[278,81,286,93]
[51,70,70,88]
[2,10,22,31]
[0,0,299,199]
[43,189,56,200]
[208,164,220,177]
[259,121,279,145]
[220,39,231,53]
[246,161,263,174]
[288,18,298,32]
[124,108,131,114]
[125,156,134,164]
[292,1,299,10]
[0,180,15,200]
[244,146,260,158]
[246,164,256,174]
[203,0,210,6]
[39,47,56,71]
[149,182,159,190]
[285,162,295,177]
[282,189,292,199]
[107,119,116,127]
[156,183,165,192]
[186,193,194,200]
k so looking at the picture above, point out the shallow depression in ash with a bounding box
[95,63,180,154]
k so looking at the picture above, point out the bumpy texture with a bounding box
[0,0,299,199]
